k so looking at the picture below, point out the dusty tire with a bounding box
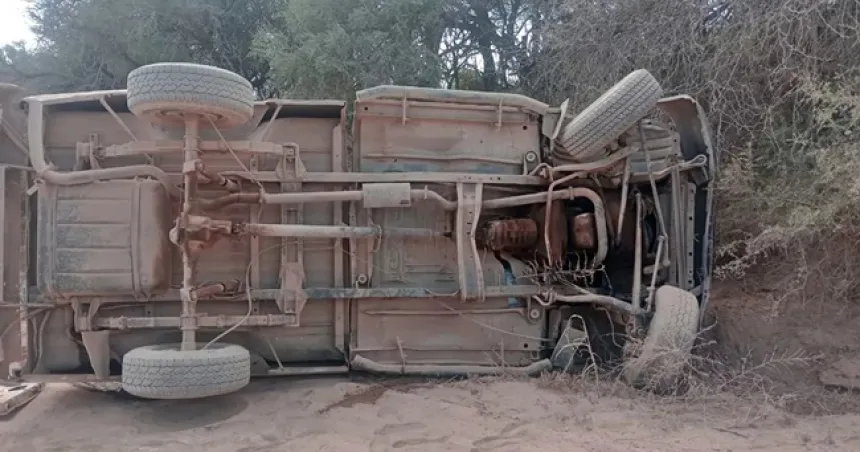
[556,69,662,163]
[122,343,251,400]
[126,63,255,128]
[622,285,699,393]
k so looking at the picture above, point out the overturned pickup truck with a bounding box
[0,63,715,399]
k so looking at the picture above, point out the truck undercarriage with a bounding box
[0,64,716,399]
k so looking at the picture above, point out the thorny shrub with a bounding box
[536,321,826,416]
[531,0,860,309]
[715,74,860,310]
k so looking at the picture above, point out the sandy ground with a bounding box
[2,376,860,452]
[4,283,860,451]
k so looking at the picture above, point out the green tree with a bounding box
[3,0,557,98]
[440,0,558,92]
[1,0,282,96]
[257,0,447,101]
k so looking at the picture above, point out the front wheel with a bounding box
[121,343,251,400]
[622,285,699,393]
[555,69,663,163]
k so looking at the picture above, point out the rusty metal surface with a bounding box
[356,85,549,114]
[354,92,540,175]
[37,179,172,298]
[24,89,344,114]
[350,354,551,376]
[542,186,608,266]
[29,285,545,304]
[532,201,566,264]
[479,219,538,252]
[4,75,714,379]
[571,213,596,250]
[455,183,485,301]
[604,191,636,253]
[0,166,29,378]
[361,183,412,208]
[352,297,542,368]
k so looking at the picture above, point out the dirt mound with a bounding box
[707,279,860,415]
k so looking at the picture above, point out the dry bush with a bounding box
[716,75,860,310]
[524,0,860,410]
[534,0,860,155]
[529,0,860,309]
[534,322,823,419]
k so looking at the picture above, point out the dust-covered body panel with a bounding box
[0,64,716,398]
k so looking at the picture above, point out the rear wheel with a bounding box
[126,62,255,128]
[121,343,251,400]
[622,285,699,393]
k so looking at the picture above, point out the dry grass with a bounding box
[713,72,860,317]
[529,1,860,318]
[529,321,827,424]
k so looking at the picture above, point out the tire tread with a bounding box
[556,69,663,162]
[623,285,699,390]
[121,343,251,399]
[126,63,254,128]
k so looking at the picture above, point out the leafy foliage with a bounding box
[256,0,447,101]
[2,0,559,96]
[1,0,282,95]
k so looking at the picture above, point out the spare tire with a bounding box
[556,69,662,163]
[126,62,255,129]
[622,285,699,393]
[122,342,251,400]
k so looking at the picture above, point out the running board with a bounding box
[350,355,552,377]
